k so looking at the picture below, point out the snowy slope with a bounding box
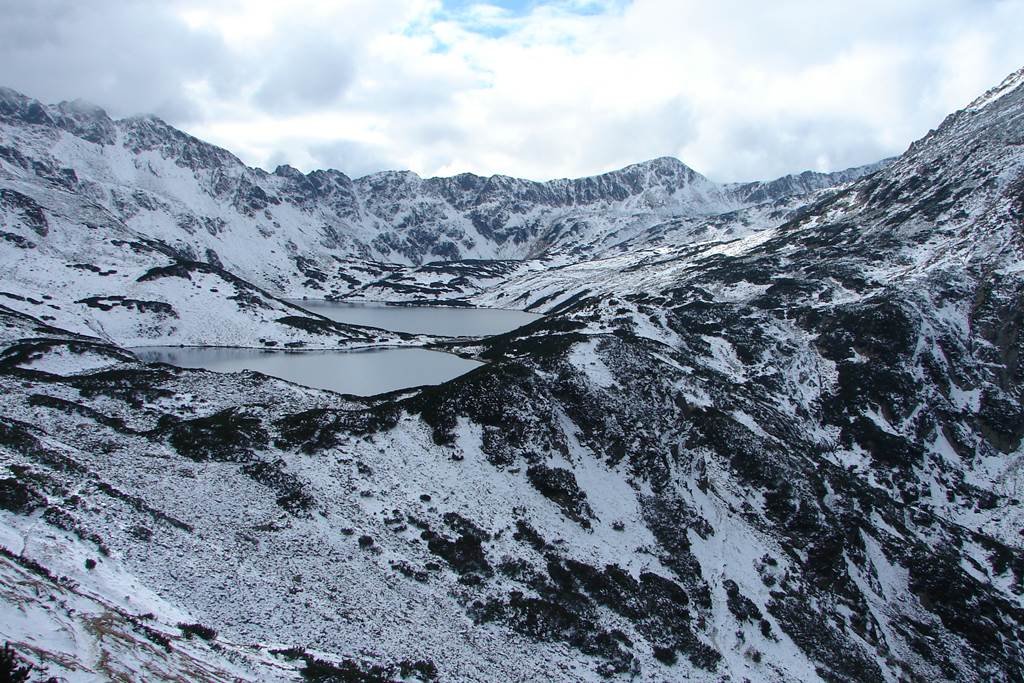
[0,85,882,296]
[0,174,422,349]
[0,85,888,345]
[1,69,1023,682]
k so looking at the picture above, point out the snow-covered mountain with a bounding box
[0,85,887,340]
[1,86,879,281]
[2,67,1023,682]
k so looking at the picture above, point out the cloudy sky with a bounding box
[2,0,1023,182]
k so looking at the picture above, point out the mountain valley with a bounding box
[1,66,1023,682]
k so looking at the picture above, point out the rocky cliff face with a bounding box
[1,70,1022,682]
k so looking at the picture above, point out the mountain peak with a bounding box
[50,98,116,145]
[642,155,691,169]
[0,85,29,103]
[612,156,707,184]
[54,97,107,117]
[274,163,306,180]
[0,87,52,126]
[966,64,1024,112]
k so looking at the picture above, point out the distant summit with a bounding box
[0,83,886,274]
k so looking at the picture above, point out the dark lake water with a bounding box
[132,346,482,396]
[287,301,541,336]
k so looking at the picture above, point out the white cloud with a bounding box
[1,0,1022,181]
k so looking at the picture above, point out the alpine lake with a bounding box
[133,302,541,395]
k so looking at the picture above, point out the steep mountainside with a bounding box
[0,187,415,348]
[0,85,880,294]
[0,87,885,339]
[1,69,1023,682]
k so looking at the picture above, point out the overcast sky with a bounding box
[1,0,1022,182]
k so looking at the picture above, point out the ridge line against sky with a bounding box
[1,0,1022,183]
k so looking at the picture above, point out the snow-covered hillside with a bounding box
[1,68,1023,682]
[0,85,887,343]
[0,85,882,303]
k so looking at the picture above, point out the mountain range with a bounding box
[0,66,1022,682]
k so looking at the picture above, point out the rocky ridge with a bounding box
[0,69,1022,681]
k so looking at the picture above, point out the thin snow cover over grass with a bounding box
[729,411,773,442]
[705,280,773,303]
[843,531,926,673]
[684,483,819,681]
[568,338,618,389]
[550,408,668,572]
[699,335,747,382]
[2,70,1024,681]
[694,227,780,260]
[14,345,122,375]
[0,516,277,682]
